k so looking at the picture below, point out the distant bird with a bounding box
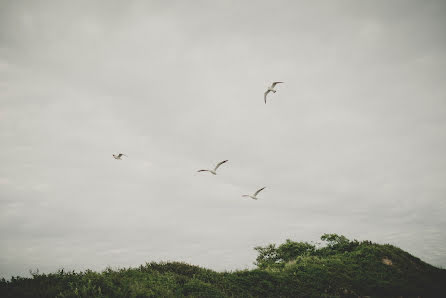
[242,187,266,200]
[113,153,127,160]
[197,160,228,175]
[264,82,284,104]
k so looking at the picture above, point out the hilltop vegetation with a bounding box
[1,234,445,297]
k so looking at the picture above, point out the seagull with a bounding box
[264,82,284,104]
[113,153,127,160]
[242,187,266,200]
[197,160,228,175]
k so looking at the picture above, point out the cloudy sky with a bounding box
[1,0,445,278]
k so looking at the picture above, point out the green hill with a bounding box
[1,234,445,297]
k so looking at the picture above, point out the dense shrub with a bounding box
[1,234,445,297]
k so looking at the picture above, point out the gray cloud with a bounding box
[1,0,446,278]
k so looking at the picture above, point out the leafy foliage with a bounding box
[254,240,316,269]
[1,234,445,297]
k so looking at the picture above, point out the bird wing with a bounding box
[118,153,127,158]
[214,160,228,171]
[264,90,271,103]
[254,187,266,196]
[271,82,283,88]
[197,169,210,172]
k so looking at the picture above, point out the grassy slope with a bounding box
[1,238,445,297]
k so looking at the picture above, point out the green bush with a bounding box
[1,234,445,297]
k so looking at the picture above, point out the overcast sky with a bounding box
[1,0,445,278]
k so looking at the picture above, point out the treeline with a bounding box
[1,234,445,297]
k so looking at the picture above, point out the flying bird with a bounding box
[113,153,127,160]
[197,160,228,175]
[264,82,283,104]
[242,187,266,200]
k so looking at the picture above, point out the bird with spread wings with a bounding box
[264,82,284,104]
[112,153,127,160]
[242,187,266,200]
[197,160,229,175]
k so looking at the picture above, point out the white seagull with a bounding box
[197,160,228,175]
[242,187,266,200]
[112,153,127,160]
[264,82,284,104]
